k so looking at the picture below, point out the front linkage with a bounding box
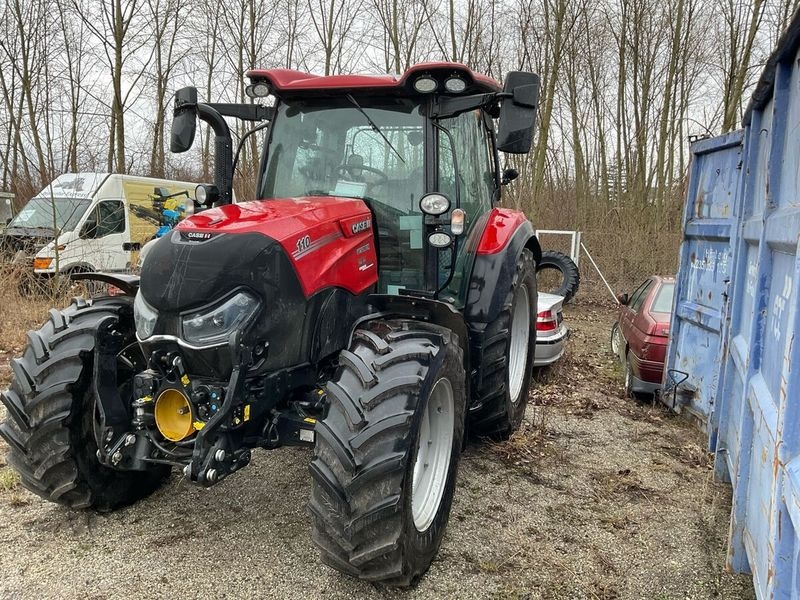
[94,321,320,487]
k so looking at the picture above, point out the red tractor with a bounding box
[1,63,541,585]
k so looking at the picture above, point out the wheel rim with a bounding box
[611,324,620,355]
[508,283,531,402]
[412,377,455,532]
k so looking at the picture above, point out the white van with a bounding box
[2,173,198,275]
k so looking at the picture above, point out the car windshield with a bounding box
[259,97,425,214]
[8,196,90,231]
[651,282,675,313]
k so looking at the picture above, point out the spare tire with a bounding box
[536,250,580,303]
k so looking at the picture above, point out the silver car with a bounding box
[534,292,567,367]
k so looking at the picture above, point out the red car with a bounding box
[611,276,675,397]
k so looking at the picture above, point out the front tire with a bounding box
[309,319,466,586]
[469,248,537,439]
[0,296,169,511]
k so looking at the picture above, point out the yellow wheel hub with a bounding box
[154,389,194,442]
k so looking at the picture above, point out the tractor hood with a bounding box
[138,195,378,374]
[141,196,377,311]
[172,196,377,298]
[179,196,372,246]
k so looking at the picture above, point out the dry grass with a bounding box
[0,261,84,356]
[0,466,19,491]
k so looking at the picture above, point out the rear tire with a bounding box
[0,296,169,511]
[536,250,580,303]
[624,352,634,399]
[309,319,466,586]
[469,248,537,440]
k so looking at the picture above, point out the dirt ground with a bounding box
[0,296,756,599]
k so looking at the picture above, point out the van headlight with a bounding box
[134,292,159,340]
[182,291,259,346]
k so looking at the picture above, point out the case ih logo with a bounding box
[183,231,214,241]
[351,219,371,234]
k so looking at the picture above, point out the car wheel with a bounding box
[610,322,621,357]
[623,352,634,398]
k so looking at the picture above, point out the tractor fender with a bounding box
[70,271,141,296]
[347,293,472,445]
[349,293,470,389]
[464,208,541,326]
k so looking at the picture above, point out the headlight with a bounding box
[182,291,259,346]
[419,193,450,216]
[134,292,158,340]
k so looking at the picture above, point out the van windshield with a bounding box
[8,197,91,232]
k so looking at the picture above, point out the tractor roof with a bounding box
[246,62,501,97]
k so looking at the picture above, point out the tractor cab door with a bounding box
[435,109,497,304]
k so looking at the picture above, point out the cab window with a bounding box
[438,109,494,224]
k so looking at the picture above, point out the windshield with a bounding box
[651,282,675,313]
[8,196,91,231]
[260,97,428,294]
[260,97,425,212]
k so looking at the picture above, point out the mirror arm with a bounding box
[430,92,498,119]
[196,103,234,206]
[205,103,273,122]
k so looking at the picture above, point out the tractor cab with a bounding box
[172,63,540,305]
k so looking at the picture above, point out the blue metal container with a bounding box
[666,14,800,598]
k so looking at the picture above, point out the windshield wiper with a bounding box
[345,94,405,164]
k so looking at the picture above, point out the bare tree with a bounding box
[146,0,187,177]
[0,0,51,183]
[72,0,153,173]
[718,0,767,132]
[307,0,363,75]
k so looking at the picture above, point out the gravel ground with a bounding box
[0,297,755,599]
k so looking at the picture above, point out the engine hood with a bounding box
[0,227,55,255]
[138,195,378,374]
[179,196,372,244]
[174,196,377,297]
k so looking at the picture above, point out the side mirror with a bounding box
[617,293,629,306]
[170,87,198,153]
[497,72,540,154]
[501,167,519,185]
